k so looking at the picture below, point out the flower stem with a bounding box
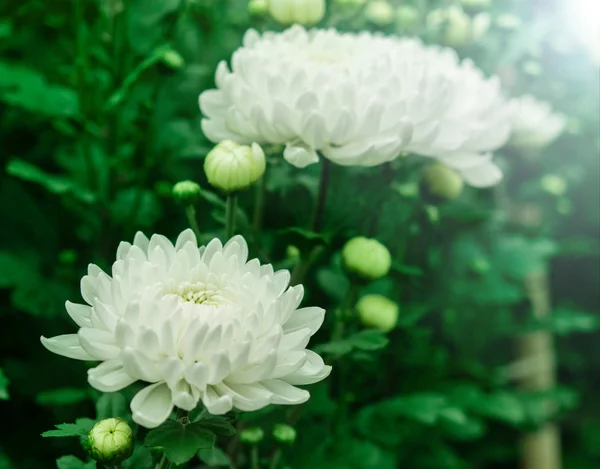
[310,159,332,232]
[226,194,237,239]
[331,284,358,342]
[156,452,171,469]
[251,445,260,469]
[268,449,282,469]
[185,205,201,239]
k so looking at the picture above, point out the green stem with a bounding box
[251,445,260,469]
[268,449,282,469]
[226,194,237,239]
[252,174,267,232]
[185,205,201,239]
[156,452,171,469]
[310,159,332,232]
[331,284,358,342]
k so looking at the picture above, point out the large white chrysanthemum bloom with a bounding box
[508,95,567,150]
[199,26,511,187]
[41,230,331,428]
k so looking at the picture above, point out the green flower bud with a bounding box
[204,141,266,193]
[286,245,301,261]
[161,49,185,70]
[248,0,269,16]
[541,175,567,196]
[396,5,420,30]
[172,180,202,205]
[342,237,391,281]
[272,424,296,445]
[365,0,394,26]
[87,418,134,465]
[420,162,464,203]
[269,0,325,26]
[240,427,264,445]
[356,294,398,332]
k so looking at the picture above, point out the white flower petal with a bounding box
[203,386,233,415]
[65,301,92,328]
[88,359,136,392]
[131,382,174,429]
[40,334,97,361]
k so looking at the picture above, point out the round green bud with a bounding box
[342,237,392,281]
[541,175,567,196]
[396,5,420,30]
[204,141,266,193]
[248,0,269,15]
[240,427,264,445]
[356,294,398,332]
[87,418,134,465]
[420,162,464,203]
[269,0,325,26]
[272,424,296,445]
[286,245,301,261]
[172,180,202,205]
[365,0,394,27]
[161,49,185,70]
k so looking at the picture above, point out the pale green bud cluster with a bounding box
[240,427,265,444]
[540,174,568,196]
[356,294,399,332]
[460,0,491,14]
[420,162,464,202]
[427,6,490,47]
[172,180,202,205]
[342,237,391,281]
[396,5,420,30]
[269,0,326,26]
[272,423,297,444]
[87,418,134,465]
[365,0,394,26]
[204,141,266,193]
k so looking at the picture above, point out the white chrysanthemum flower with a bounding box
[41,230,331,428]
[199,26,510,187]
[508,95,567,150]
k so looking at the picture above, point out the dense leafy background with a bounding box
[0,0,598,468]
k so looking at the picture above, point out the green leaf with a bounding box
[36,388,88,406]
[0,369,9,400]
[197,446,231,467]
[42,418,96,438]
[316,330,389,356]
[145,420,216,465]
[195,417,236,436]
[55,455,96,469]
[122,446,154,469]
[6,159,95,203]
[96,392,128,420]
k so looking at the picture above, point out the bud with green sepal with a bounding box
[172,180,202,205]
[204,140,266,193]
[269,0,325,25]
[420,162,464,204]
[342,237,392,282]
[272,424,296,445]
[161,49,185,70]
[356,294,399,332]
[87,418,134,465]
[240,427,264,445]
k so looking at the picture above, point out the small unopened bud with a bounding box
[87,418,134,465]
[248,0,269,16]
[541,175,567,196]
[161,49,185,70]
[269,0,325,26]
[356,294,398,332]
[396,5,420,30]
[272,424,296,445]
[420,162,464,203]
[204,141,266,193]
[342,237,391,281]
[365,0,394,26]
[286,245,301,261]
[240,427,264,445]
[172,180,202,205]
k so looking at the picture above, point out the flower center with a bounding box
[170,283,225,306]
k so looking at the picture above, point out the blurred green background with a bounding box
[0,0,598,468]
